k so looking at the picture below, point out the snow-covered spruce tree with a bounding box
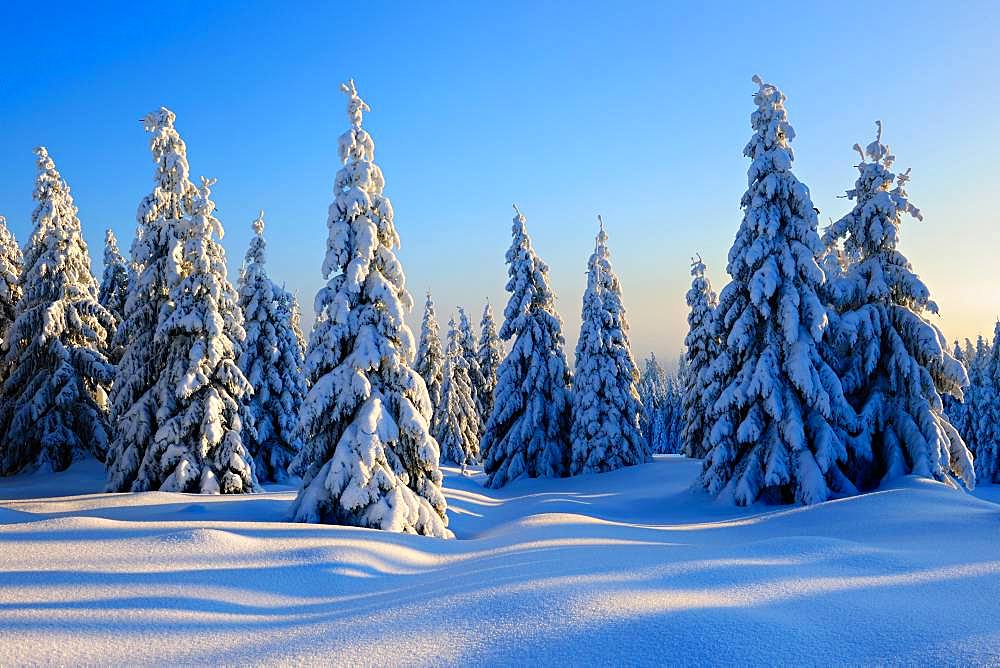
[457,306,487,432]
[434,316,481,467]
[638,353,666,450]
[950,338,981,452]
[237,211,307,483]
[98,228,130,323]
[974,323,1000,483]
[570,218,647,475]
[682,254,719,459]
[701,77,857,506]
[0,216,22,346]
[942,340,966,438]
[660,366,687,454]
[0,148,116,475]
[288,80,450,536]
[106,107,198,492]
[964,339,976,372]
[822,122,972,491]
[477,300,503,427]
[278,287,307,362]
[967,335,991,466]
[414,292,445,420]
[128,177,256,493]
[482,206,572,488]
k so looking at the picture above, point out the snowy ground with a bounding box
[2,456,1000,666]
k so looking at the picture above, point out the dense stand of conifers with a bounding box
[0,76,985,537]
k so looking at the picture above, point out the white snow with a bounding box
[3,457,1000,665]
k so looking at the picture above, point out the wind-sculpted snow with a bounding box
[2,457,1000,665]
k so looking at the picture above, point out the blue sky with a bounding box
[1,1,998,362]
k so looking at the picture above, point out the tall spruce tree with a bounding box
[237,211,307,483]
[482,206,572,488]
[414,292,445,419]
[0,216,22,347]
[682,255,719,458]
[967,335,991,461]
[107,107,197,492]
[98,228,130,323]
[289,80,450,536]
[281,288,307,361]
[434,316,481,467]
[942,340,966,438]
[823,122,973,491]
[662,369,686,454]
[974,322,1000,483]
[477,301,503,426]
[457,306,487,431]
[638,354,667,452]
[569,218,648,475]
[0,148,116,474]
[130,178,257,493]
[701,77,856,506]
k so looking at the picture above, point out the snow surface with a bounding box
[2,457,1000,665]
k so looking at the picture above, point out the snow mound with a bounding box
[2,456,1000,665]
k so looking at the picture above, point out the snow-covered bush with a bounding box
[823,122,973,491]
[570,218,648,475]
[0,147,116,474]
[289,80,451,537]
[434,316,481,467]
[701,77,856,506]
[237,211,306,483]
[482,206,572,488]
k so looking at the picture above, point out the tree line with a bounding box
[0,76,983,538]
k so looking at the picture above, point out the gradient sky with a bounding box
[1,1,998,364]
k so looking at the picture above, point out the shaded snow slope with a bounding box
[2,456,1000,665]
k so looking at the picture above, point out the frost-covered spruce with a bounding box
[0,148,116,474]
[434,316,481,467]
[638,354,667,451]
[950,338,981,452]
[107,108,198,492]
[477,301,503,426]
[282,288,307,361]
[457,306,487,431]
[963,336,989,459]
[823,122,972,491]
[682,255,719,459]
[974,323,1000,483]
[702,77,856,506]
[942,340,966,438]
[237,211,307,483]
[0,216,22,346]
[482,206,572,488]
[129,177,256,493]
[570,218,648,475]
[289,80,450,537]
[663,370,686,454]
[98,229,130,323]
[414,292,445,418]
